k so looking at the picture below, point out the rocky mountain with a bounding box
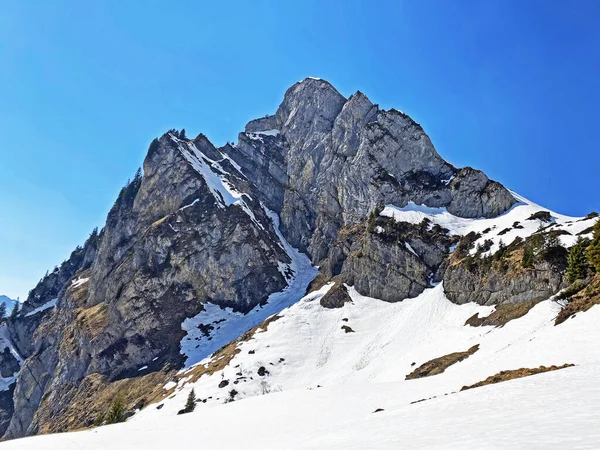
[0,78,597,441]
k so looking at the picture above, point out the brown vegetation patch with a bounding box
[337,223,366,241]
[406,344,479,380]
[66,270,92,308]
[465,298,542,328]
[37,370,174,435]
[38,313,285,435]
[461,364,574,391]
[555,275,600,325]
[75,302,109,339]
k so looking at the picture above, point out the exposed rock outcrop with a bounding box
[223,78,516,266]
[444,233,568,306]
[0,78,524,439]
[319,283,352,309]
[4,132,293,438]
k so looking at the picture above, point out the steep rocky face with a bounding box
[316,214,458,302]
[0,385,14,437]
[4,132,294,438]
[223,78,516,266]
[0,78,528,439]
[444,232,569,306]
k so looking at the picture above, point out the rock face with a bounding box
[319,283,352,309]
[0,349,19,379]
[0,78,525,439]
[443,234,569,306]
[3,132,292,438]
[0,385,15,437]
[223,78,516,266]
[444,258,566,306]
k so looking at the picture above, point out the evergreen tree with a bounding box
[567,237,590,283]
[587,221,600,272]
[133,167,142,185]
[522,245,534,268]
[544,233,561,250]
[183,388,196,413]
[366,204,383,233]
[9,302,19,320]
[180,128,186,139]
[494,240,507,260]
[0,303,6,320]
[84,227,99,248]
[105,396,125,424]
[148,138,161,157]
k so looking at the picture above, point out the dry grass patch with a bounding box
[37,370,174,435]
[41,312,285,434]
[337,223,366,240]
[461,364,574,391]
[75,302,109,339]
[555,275,600,325]
[465,298,542,328]
[65,270,92,307]
[406,344,479,380]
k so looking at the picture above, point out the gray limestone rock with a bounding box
[0,78,526,440]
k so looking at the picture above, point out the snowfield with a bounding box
[3,362,598,449]
[4,194,599,449]
[382,192,597,256]
[4,282,600,449]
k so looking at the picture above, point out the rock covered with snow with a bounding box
[0,77,590,441]
[223,77,516,268]
[3,131,296,438]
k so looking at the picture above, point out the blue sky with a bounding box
[1,0,599,300]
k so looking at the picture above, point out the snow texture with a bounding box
[381,192,598,257]
[24,298,57,317]
[8,282,600,449]
[179,208,318,368]
[0,325,23,391]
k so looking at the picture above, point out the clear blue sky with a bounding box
[1,0,599,300]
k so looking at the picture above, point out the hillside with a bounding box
[3,282,600,448]
[0,78,598,447]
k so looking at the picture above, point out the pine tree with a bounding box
[494,240,507,260]
[544,233,561,250]
[183,388,196,413]
[84,227,99,248]
[105,396,125,424]
[9,302,19,320]
[587,221,600,272]
[180,128,186,139]
[148,138,161,157]
[522,245,534,268]
[567,237,590,283]
[133,167,142,184]
[0,303,6,320]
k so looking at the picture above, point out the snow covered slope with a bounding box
[382,192,597,256]
[136,280,596,414]
[2,364,598,449]
[180,209,317,368]
[4,283,599,449]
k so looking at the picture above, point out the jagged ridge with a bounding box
[1,78,586,440]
